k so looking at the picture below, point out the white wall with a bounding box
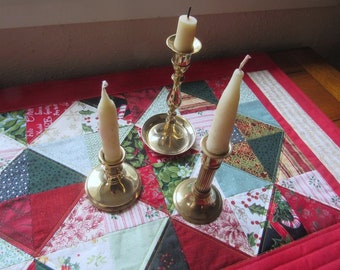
[1,0,339,29]
[0,3,340,88]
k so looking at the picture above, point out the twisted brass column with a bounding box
[141,35,201,155]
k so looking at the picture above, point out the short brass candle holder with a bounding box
[173,135,232,224]
[85,147,142,213]
[142,34,202,155]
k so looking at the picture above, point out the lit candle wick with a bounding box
[239,54,252,70]
[187,6,192,19]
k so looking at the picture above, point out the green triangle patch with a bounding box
[239,100,281,128]
[147,219,189,269]
[182,81,218,104]
[248,131,284,181]
[26,149,86,194]
[216,163,271,197]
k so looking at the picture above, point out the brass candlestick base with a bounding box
[85,147,142,213]
[142,34,202,155]
[173,135,232,224]
[142,113,195,155]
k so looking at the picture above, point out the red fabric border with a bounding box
[225,221,340,270]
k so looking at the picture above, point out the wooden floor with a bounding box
[268,48,340,129]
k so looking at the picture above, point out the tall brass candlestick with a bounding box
[142,34,201,155]
[173,135,232,224]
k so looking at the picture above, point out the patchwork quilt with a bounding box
[0,54,339,269]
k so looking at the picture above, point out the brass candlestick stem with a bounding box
[85,147,142,213]
[173,135,232,224]
[142,34,202,155]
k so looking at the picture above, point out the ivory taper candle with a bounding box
[174,7,197,53]
[206,55,251,155]
[98,80,122,163]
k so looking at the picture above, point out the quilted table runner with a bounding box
[0,53,339,269]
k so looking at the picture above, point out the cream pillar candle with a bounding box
[173,10,197,53]
[206,55,251,155]
[98,80,122,163]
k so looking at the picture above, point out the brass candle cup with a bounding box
[85,147,142,213]
[142,34,202,155]
[173,135,232,224]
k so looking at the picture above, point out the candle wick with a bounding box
[102,80,108,91]
[239,54,251,70]
[187,7,192,19]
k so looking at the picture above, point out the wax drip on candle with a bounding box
[187,7,192,19]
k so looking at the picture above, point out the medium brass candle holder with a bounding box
[85,147,142,213]
[173,135,232,224]
[142,34,202,155]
